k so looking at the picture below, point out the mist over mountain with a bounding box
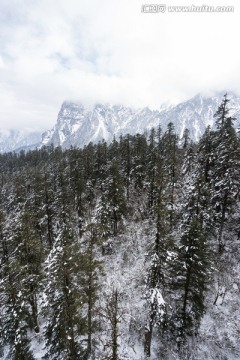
[0,129,42,153]
[1,92,240,153]
[39,91,240,148]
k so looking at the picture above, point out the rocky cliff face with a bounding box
[41,92,240,148]
[1,92,240,153]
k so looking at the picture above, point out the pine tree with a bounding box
[15,211,43,333]
[43,171,55,248]
[181,128,190,149]
[161,123,179,229]
[0,242,35,359]
[211,94,239,252]
[180,145,212,231]
[81,223,103,357]
[172,217,211,353]
[130,133,148,191]
[119,134,132,199]
[96,190,112,238]
[97,161,126,236]
[101,289,121,360]
[94,140,108,190]
[43,229,86,359]
[146,128,158,212]
[0,207,43,359]
[68,151,86,238]
[144,198,170,357]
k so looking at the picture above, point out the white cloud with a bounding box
[0,0,240,130]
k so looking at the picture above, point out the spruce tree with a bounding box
[146,128,158,213]
[144,196,170,357]
[211,94,239,252]
[172,217,211,353]
[161,123,179,229]
[81,223,103,357]
[43,229,86,359]
[97,160,126,236]
[0,242,35,360]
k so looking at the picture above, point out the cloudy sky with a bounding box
[0,0,240,130]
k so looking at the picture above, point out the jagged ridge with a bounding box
[41,92,240,148]
[1,92,240,153]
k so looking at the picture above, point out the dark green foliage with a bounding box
[172,217,211,350]
[0,255,35,360]
[0,209,43,358]
[43,230,86,359]
[144,151,175,357]
[97,159,126,236]
[161,122,179,229]
[211,94,239,252]
[102,289,121,360]
[0,95,239,359]
[80,223,103,356]
[130,133,148,191]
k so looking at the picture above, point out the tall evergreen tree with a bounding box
[0,231,35,360]
[146,128,158,213]
[43,229,86,359]
[161,123,179,229]
[144,195,170,357]
[211,94,239,252]
[172,217,211,354]
[81,223,103,357]
[97,161,126,236]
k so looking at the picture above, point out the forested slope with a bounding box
[0,95,239,359]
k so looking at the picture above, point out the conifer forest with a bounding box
[0,95,240,359]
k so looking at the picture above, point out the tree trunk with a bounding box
[144,321,153,357]
[144,306,155,357]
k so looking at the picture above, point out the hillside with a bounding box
[0,95,239,359]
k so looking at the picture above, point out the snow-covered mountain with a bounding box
[160,91,240,140]
[41,92,240,149]
[1,92,240,153]
[41,102,163,149]
[0,129,42,153]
